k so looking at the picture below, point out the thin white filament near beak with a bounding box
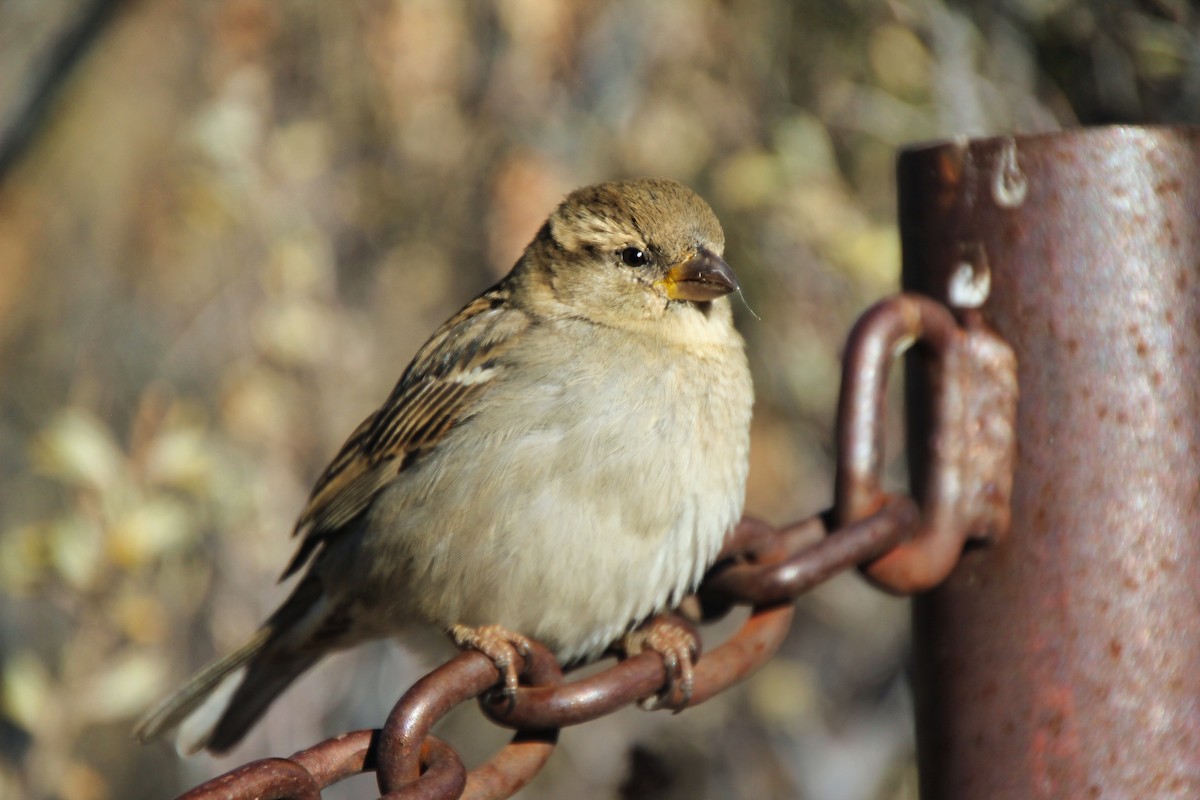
[735,287,761,321]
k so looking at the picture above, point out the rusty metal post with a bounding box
[899,127,1200,798]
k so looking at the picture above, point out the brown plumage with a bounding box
[134,178,753,754]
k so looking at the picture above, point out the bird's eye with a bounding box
[619,247,649,267]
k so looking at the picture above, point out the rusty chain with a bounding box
[173,292,1018,800]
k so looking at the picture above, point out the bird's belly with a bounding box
[351,353,749,662]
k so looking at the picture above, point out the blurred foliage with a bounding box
[0,1,1195,798]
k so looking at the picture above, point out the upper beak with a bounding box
[660,249,739,302]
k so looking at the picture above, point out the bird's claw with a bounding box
[622,613,699,711]
[450,623,532,696]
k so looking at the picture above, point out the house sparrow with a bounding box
[134,177,753,754]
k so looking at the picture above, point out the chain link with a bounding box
[836,293,1018,593]
[173,292,1018,800]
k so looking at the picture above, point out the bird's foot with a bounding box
[621,612,700,712]
[450,623,532,697]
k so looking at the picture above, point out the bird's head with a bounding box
[520,178,740,337]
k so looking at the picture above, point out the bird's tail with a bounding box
[133,576,335,755]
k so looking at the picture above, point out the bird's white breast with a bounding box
[352,313,752,662]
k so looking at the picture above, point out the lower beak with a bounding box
[660,249,739,302]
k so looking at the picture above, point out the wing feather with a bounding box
[281,282,526,580]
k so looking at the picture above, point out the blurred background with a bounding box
[0,1,1196,798]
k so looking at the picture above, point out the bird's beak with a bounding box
[659,249,739,302]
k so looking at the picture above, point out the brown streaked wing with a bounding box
[281,282,525,579]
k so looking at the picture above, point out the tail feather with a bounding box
[193,651,321,754]
[134,576,336,754]
[132,628,272,750]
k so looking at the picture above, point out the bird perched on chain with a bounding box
[134,177,754,754]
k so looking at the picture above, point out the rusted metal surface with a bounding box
[834,294,1018,593]
[701,497,920,607]
[900,127,1200,799]
[459,730,558,800]
[178,757,322,800]
[291,730,376,787]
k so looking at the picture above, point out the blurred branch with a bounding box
[0,0,126,181]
